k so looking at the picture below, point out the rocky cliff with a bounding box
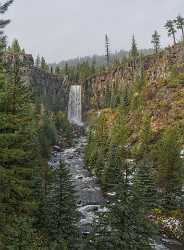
[24,66,70,112]
[82,44,184,115]
[83,43,184,139]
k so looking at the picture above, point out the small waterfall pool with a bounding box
[49,136,183,250]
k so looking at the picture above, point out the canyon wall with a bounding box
[23,44,184,120]
[24,66,70,112]
[82,44,184,111]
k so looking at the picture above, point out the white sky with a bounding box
[4,0,184,63]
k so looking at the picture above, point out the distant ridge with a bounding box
[51,48,154,68]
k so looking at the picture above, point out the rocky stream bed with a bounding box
[49,136,183,250]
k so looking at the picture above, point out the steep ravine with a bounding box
[49,135,183,250]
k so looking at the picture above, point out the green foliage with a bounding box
[110,86,121,108]
[46,161,80,249]
[134,159,158,211]
[86,110,131,191]
[101,114,129,188]
[2,217,42,250]
[53,111,73,146]
[38,113,57,159]
[89,160,156,250]
[11,38,21,53]
[55,65,60,74]
[121,85,129,107]
[174,15,184,40]
[41,56,49,72]
[104,85,112,107]
[153,127,184,210]
[35,55,41,67]
[0,0,13,35]
[139,115,153,155]
[129,70,146,112]
[85,113,110,178]
[102,144,122,189]
[168,65,184,86]
[151,30,160,54]
[54,111,71,133]
[0,38,42,248]
[130,34,139,58]
[165,20,177,44]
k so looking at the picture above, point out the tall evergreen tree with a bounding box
[105,34,110,66]
[35,54,41,67]
[122,85,129,107]
[165,20,177,44]
[153,127,184,210]
[130,34,139,58]
[133,159,158,211]
[175,15,184,40]
[11,38,21,53]
[65,62,69,75]
[151,30,160,54]
[46,161,80,249]
[90,160,155,250]
[41,56,48,71]
[55,65,61,74]
[0,0,13,35]
[0,35,40,248]
[91,57,96,74]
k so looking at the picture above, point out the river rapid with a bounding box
[49,136,183,250]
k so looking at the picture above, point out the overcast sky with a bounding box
[4,0,184,63]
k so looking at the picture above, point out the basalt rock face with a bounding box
[82,44,184,112]
[24,66,70,112]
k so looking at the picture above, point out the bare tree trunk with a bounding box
[173,32,176,44]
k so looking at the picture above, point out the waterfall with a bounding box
[68,85,82,126]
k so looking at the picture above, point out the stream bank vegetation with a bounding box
[0,38,78,248]
[0,2,77,248]
[1,0,184,248]
[85,65,184,246]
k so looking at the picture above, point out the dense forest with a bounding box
[1,0,184,250]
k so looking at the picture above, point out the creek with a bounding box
[49,135,183,250]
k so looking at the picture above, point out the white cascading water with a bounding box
[68,85,82,126]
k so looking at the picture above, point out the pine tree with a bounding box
[46,161,80,249]
[130,34,139,58]
[65,62,69,74]
[133,159,158,211]
[151,30,160,54]
[154,127,184,210]
[0,0,13,35]
[41,56,48,71]
[105,34,110,66]
[5,217,42,250]
[91,57,96,74]
[11,38,21,53]
[90,160,155,250]
[104,85,112,107]
[165,20,177,44]
[102,113,129,188]
[140,115,153,155]
[175,15,184,41]
[102,143,122,190]
[0,38,40,248]
[55,65,60,74]
[35,55,41,67]
[122,86,129,107]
